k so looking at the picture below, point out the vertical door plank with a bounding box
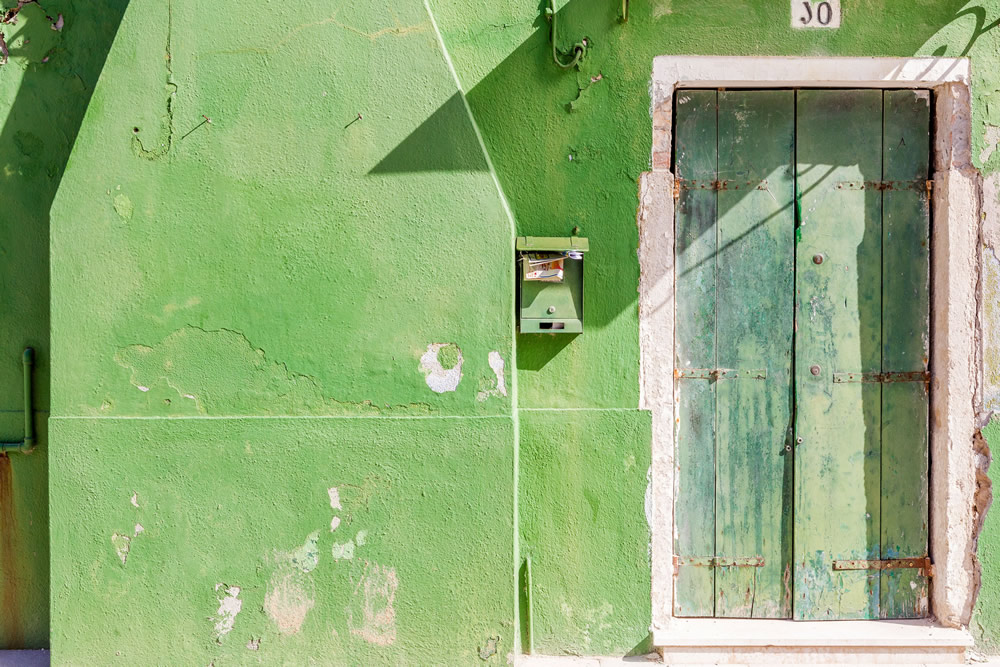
[794,89,883,620]
[715,90,795,618]
[673,90,718,617]
[880,89,931,619]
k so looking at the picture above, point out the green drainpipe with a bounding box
[1,348,34,454]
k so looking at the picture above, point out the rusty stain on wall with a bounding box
[0,454,21,647]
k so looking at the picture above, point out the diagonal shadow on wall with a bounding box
[368,92,487,173]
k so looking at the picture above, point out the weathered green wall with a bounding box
[18,0,1000,661]
[47,0,519,662]
[0,0,127,648]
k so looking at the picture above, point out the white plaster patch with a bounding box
[213,585,242,641]
[332,540,355,560]
[328,486,342,511]
[419,343,463,393]
[133,523,144,536]
[330,516,341,532]
[290,531,320,573]
[130,492,139,508]
[346,562,398,646]
[355,530,368,546]
[979,125,1000,164]
[111,533,131,565]
[477,351,508,401]
[137,385,149,392]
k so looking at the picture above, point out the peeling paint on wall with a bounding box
[264,563,315,635]
[212,584,242,642]
[419,343,463,393]
[476,351,507,401]
[111,533,130,565]
[290,531,320,573]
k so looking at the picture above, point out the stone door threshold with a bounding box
[652,618,973,664]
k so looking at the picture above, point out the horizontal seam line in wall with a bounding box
[517,407,645,412]
[47,414,513,421]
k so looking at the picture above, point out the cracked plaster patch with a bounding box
[419,343,463,393]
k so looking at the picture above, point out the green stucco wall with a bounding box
[1,0,1000,661]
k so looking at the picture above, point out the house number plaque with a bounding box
[792,0,840,29]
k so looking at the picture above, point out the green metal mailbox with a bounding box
[516,236,588,333]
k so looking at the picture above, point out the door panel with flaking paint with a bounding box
[673,89,719,617]
[879,89,931,619]
[714,90,795,618]
[674,88,930,620]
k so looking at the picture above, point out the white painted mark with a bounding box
[213,585,242,640]
[346,562,398,646]
[134,523,144,536]
[330,516,341,532]
[137,385,150,392]
[111,533,131,565]
[355,530,368,546]
[328,487,342,510]
[332,540,355,561]
[290,531,320,573]
[130,492,139,508]
[419,343,463,393]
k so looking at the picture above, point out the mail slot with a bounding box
[517,235,588,334]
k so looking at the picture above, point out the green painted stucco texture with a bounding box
[0,0,994,661]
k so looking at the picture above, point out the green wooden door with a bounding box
[673,89,930,620]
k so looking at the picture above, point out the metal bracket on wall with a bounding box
[833,557,932,575]
[0,348,34,454]
[675,368,767,380]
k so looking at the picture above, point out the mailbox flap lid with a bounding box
[515,236,589,252]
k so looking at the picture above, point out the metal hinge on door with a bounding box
[675,368,767,380]
[832,371,929,384]
[673,555,765,576]
[673,179,770,198]
[833,557,933,576]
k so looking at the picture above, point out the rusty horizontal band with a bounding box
[674,555,765,568]
[675,368,767,380]
[832,371,929,384]
[674,179,769,195]
[834,180,933,192]
[833,557,931,571]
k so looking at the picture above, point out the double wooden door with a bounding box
[673,89,930,620]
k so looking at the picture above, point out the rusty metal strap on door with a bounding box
[833,557,932,573]
[673,179,769,197]
[673,555,765,569]
[832,371,929,384]
[675,368,767,380]
[835,179,933,193]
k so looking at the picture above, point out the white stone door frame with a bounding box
[639,56,982,637]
